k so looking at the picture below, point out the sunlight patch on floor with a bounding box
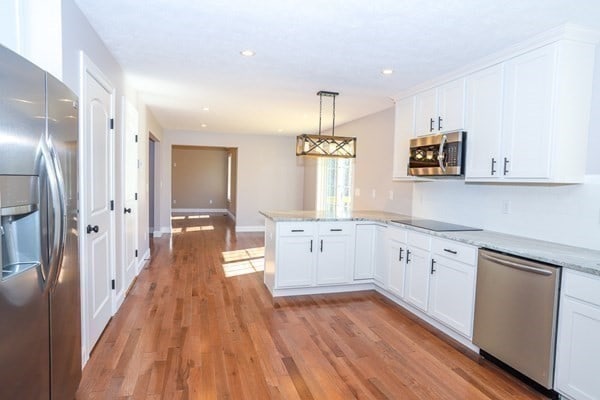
[222,247,265,262]
[186,225,215,232]
[188,215,210,219]
[222,259,265,277]
[221,247,265,277]
[171,216,186,220]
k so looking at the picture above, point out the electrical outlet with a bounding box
[371,189,376,198]
[354,188,360,197]
[502,200,511,214]
[388,190,394,201]
[209,199,213,204]
[173,199,176,204]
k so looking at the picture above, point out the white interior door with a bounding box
[123,98,139,290]
[81,54,115,358]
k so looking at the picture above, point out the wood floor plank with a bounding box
[76,214,549,399]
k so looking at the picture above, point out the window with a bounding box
[316,158,354,213]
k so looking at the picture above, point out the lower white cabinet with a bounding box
[428,255,476,338]
[354,224,376,280]
[404,246,431,312]
[317,233,353,285]
[386,226,407,296]
[555,270,600,400]
[274,221,355,289]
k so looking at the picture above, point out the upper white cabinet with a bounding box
[465,64,504,179]
[392,97,415,179]
[466,40,596,183]
[414,79,465,136]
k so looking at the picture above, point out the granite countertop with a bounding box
[260,209,600,277]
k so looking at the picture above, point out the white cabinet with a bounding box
[392,97,415,179]
[555,270,600,400]
[316,222,355,285]
[276,222,316,288]
[403,232,431,312]
[386,226,407,296]
[372,225,388,285]
[428,239,477,338]
[414,79,465,136]
[354,224,375,280]
[465,64,504,179]
[466,40,596,183]
[274,221,355,288]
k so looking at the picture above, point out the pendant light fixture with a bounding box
[296,91,356,158]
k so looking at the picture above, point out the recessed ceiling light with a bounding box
[201,123,207,128]
[382,68,394,75]
[202,107,210,112]
[277,129,283,133]
[240,49,256,57]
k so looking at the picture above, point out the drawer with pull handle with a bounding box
[278,222,314,236]
[318,221,355,235]
[431,237,477,265]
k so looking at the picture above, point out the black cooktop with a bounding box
[391,218,482,232]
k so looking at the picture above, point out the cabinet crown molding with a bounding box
[393,23,600,101]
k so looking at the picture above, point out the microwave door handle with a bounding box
[437,134,447,172]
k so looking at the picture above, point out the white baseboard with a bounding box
[153,230,163,237]
[227,210,236,221]
[235,225,265,233]
[136,248,151,274]
[172,208,228,213]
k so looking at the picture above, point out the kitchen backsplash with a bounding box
[411,175,600,251]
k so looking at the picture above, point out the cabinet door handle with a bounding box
[491,157,497,175]
[406,249,411,263]
[443,248,457,255]
[330,228,342,232]
[503,157,510,175]
[429,118,435,132]
[431,259,436,274]
[399,248,404,261]
[291,229,304,232]
[320,239,323,252]
[86,224,99,234]
[310,240,313,252]
[438,116,443,131]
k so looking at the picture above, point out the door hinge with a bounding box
[135,134,138,143]
[109,118,114,130]
[110,200,114,210]
[111,279,115,290]
[135,193,138,200]
[135,249,138,258]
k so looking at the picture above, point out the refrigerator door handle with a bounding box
[39,139,62,288]
[48,137,67,288]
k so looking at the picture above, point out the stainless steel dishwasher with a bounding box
[473,249,560,391]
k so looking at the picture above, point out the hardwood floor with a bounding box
[76,214,547,399]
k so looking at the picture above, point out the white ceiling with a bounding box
[74,0,600,135]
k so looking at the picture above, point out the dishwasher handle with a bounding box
[480,252,553,276]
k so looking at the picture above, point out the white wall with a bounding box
[158,131,304,232]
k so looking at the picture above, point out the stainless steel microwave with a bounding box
[408,131,466,177]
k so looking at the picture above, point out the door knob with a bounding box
[124,208,132,214]
[86,225,99,234]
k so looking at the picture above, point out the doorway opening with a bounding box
[149,134,158,237]
[170,145,237,221]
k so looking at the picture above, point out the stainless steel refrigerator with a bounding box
[0,45,81,399]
